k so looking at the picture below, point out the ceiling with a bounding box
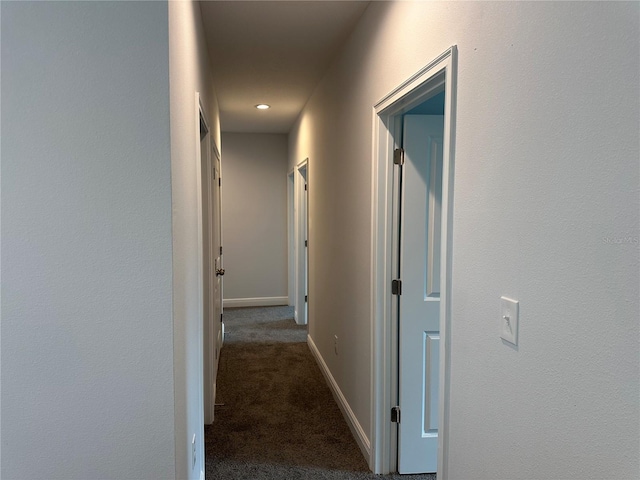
[200,1,370,134]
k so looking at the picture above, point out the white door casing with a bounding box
[198,95,223,427]
[397,115,444,473]
[294,160,308,325]
[287,172,295,306]
[303,167,308,323]
[370,47,457,478]
[200,114,214,425]
[194,94,207,474]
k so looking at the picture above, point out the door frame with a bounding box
[196,94,213,427]
[287,171,296,306]
[211,137,223,401]
[194,93,208,474]
[370,46,457,477]
[196,93,222,430]
[293,159,309,325]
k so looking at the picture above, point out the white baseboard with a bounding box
[223,296,289,308]
[307,334,371,462]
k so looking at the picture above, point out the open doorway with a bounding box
[198,95,224,428]
[291,159,309,326]
[288,171,296,306]
[371,47,457,476]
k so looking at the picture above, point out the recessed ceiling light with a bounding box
[255,104,270,110]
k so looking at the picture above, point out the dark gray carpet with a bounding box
[205,306,436,480]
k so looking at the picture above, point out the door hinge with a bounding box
[304,183,307,191]
[220,313,223,323]
[304,295,308,303]
[305,240,308,247]
[391,406,401,423]
[391,279,402,295]
[393,148,404,165]
[220,246,223,255]
[219,177,221,187]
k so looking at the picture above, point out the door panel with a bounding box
[398,115,444,474]
[294,163,308,325]
[203,133,223,425]
[426,137,443,297]
[304,174,308,323]
[201,127,215,425]
[423,333,439,432]
[213,151,223,356]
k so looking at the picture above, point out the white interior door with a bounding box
[294,162,308,325]
[200,117,215,425]
[397,114,444,473]
[287,172,295,306]
[303,170,308,323]
[201,113,223,426]
[213,149,223,356]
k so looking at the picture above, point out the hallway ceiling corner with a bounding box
[199,0,370,134]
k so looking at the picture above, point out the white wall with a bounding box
[1,2,175,478]
[221,133,289,305]
[168,1,221,479]
[289,2,639,478]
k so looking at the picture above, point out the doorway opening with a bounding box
[291,159,309,325]
[197,94,224,430]
[371,47,457,477]
[288,171,296,306]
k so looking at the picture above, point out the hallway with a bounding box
[205,306,436,479]
[3,2,637,478]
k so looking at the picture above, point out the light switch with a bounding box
[500,296,519,345]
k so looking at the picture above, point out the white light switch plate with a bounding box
[500,296,519,345]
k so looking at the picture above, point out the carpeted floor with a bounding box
[204,306,436,480]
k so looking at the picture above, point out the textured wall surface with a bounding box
[221,133,289,302]
[289,2,639,478]
[1,2,175,478]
